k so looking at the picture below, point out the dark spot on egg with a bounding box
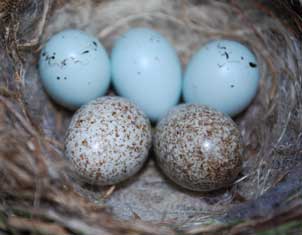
[230,84,235,88]
[81,50,89,54]
[137,72,141,75]
[241,56,244,60]
[42,52,46,57]
[249,62,257,68]
[82,139,88,147]
[57,76,60,80]
[217,43,226,50]
[222,51,229,59]
[93,41,97,46]
[51,56,55,59]
[64,77,67,80]
[61,59,67,66]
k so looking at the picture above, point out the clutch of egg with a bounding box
[39,29,110,109]
[154,104,243,192]
[65,96,152,185]
[183,39,260,117]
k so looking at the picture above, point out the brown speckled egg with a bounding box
[65,96,152,185]
[154,104,243,192]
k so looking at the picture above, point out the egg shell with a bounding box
[154,104,243,192]
[111,28,182,122]
[183,39,260,117]
[65,96,152,185]
[39,29,110,109]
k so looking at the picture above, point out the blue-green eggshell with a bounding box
[111,28,182,121]
[39,29,110,109]
[183,40,260,117]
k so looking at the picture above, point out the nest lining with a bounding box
[0,0,302,234]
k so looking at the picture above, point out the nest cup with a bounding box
[1,0,302,234]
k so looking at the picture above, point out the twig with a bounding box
[0,96,39,137]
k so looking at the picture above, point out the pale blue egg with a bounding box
[111,28,182,121]
[39,29,110,109]
[183,40,260,117]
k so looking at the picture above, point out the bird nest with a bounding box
[1,0,302,234]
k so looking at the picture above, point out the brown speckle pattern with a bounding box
[154,104,243,192]
[65,96,152,185]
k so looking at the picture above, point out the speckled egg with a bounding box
[183,39,260,117]
[39,29,110,109]
[154,104,243,192]
[65,96,152,185]
[111,28,182,122]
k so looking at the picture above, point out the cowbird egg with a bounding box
[39,29,110,109]
[111,28,182,121]
[183,40,260,117]
[154,104,243,192]
[65,96,152,185]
